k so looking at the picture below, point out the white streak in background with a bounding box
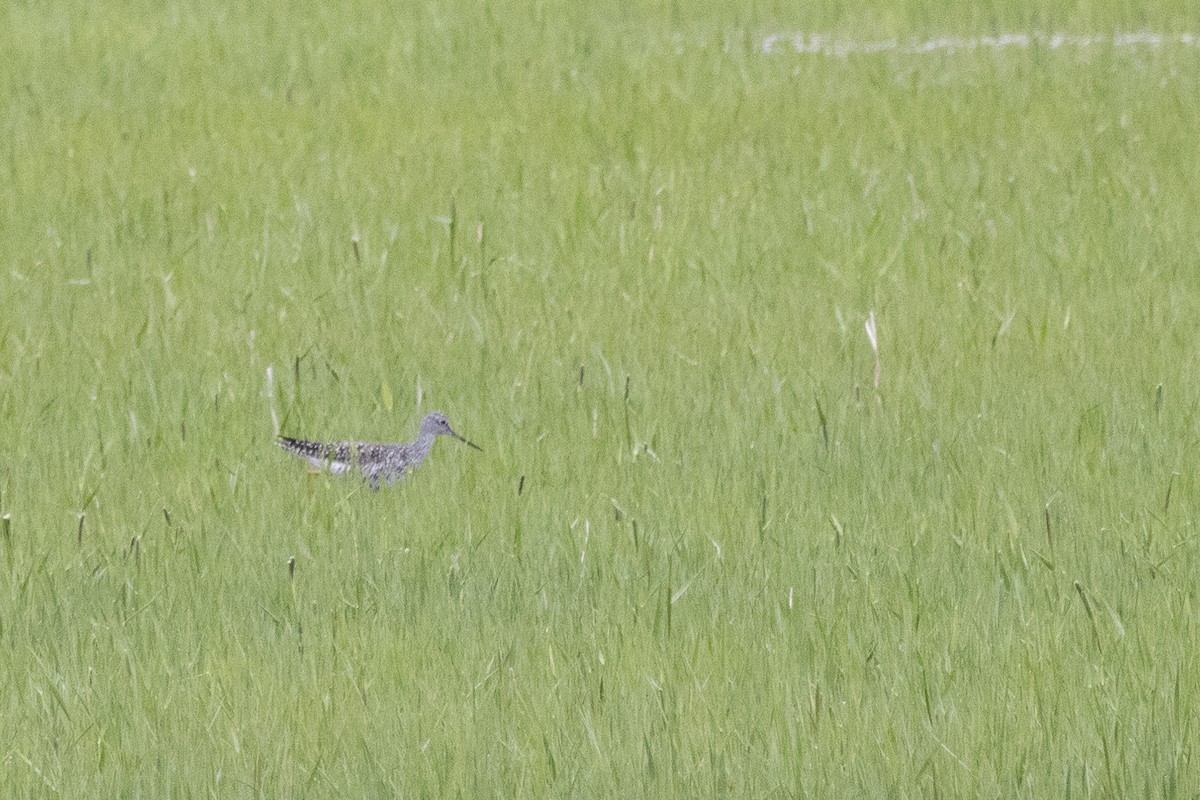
[580,518,590,574]
[761,31,1200,56]
[265,365,279,436]
[864,311,881,400]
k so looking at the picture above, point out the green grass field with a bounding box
[4,2,1200,796]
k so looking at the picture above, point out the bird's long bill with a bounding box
[454,433,483,451]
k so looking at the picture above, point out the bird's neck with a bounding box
[415,432,437,457]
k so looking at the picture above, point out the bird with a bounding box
[277,411,481,490]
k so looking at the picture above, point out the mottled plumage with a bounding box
[278,411,480,490]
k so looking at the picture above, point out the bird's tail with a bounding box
[278,436,331,460]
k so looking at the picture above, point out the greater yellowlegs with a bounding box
[278,411,481,490]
